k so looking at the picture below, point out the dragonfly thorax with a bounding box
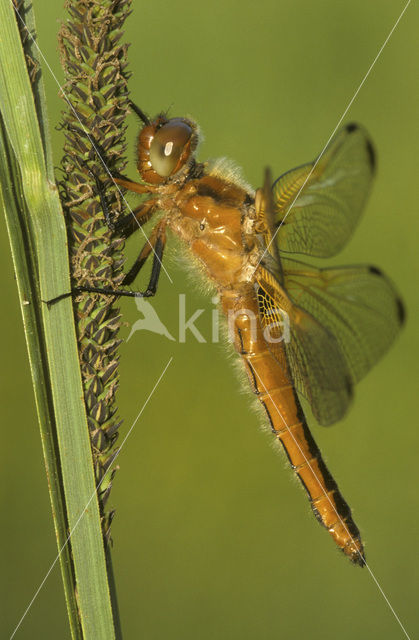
[166,175,253,287]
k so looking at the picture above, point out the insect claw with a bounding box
[42,291,72,307]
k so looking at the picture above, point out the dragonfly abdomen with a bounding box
[221,290,365,566]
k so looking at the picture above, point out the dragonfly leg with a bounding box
[123,219,167,292]
[46,220,167,305]
[114,199,158,239]
[113,174,159,195]
[128,100,150,125]
[88,167,158,235]
[87,167,117,230]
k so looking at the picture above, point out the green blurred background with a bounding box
[2,1,418,638]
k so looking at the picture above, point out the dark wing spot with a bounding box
[368,265,382,276]
[396,297,406,325]
[368,266,405,325]
[365,139,376,173]
[345,122,359,133]
[344,123,376,172]
[345,375,354,399]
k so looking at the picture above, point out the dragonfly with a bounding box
[80,104,404,565]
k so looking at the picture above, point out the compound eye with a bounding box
[149,120,194,177]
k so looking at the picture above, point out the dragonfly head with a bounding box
[136,113,199,185]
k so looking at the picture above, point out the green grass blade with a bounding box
[0,118,83,640]
[0,2,117,637]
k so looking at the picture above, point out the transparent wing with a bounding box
[256,261,404,426]
[257,269,353,426]
[272,123,375,258]
[282,257,405,384]
[254,167,284,281]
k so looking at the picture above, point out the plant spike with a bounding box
[59,0,132,542]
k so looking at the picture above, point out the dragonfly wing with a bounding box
[256,258,404,426]
[254,167,284,281]
[256,268,353,426]
[273,123,375,257]
[282,257,405,384]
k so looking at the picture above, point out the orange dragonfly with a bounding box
[81,105,404,565]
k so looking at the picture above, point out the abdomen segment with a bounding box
[221,290,365,566]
